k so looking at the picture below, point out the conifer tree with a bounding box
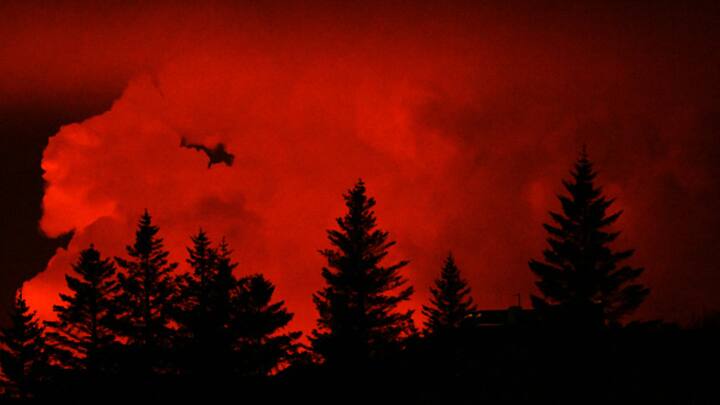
[184,229,217,300]
[175,231,232,375]
[176,229,218,336]
[115,210,178,366]
[312,179,414,367]
[214,239,238,318]
[45,245,120,373]
[0,291,50,399]
[208,238,243,374]
[529,149,649,327]
[422,253,478,335]
[231,274,301,376]
[175,233,298,377]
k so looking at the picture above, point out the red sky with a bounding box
[2,2,719,333]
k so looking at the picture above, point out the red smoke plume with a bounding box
[7,2,718,332]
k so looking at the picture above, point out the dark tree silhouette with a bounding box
[416,254,483,403]
[176,229,219,332]
[231,274,301,376]
[175,232,298,377]
[422,253,478,335]
[208,238,238,332]
[115,210,178,369]
[529,149,649,327]
[208,238,242,374]
[312,179,414,368]
[214,238,238,317]
[175,231,233,375]
[0,291,51,399]
[45,245,120,373]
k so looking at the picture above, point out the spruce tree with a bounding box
[45,245,120,373]
[312,179,414,367]
[115,210,178,367]
[0,291,51,399]
[208,238,242,374]
[175,230,232,375]
[422,253,478,335]
[209,238,239,339]
[175,233,297,377]
[184,229,217,302]
[176,229,219,338]
[231,274,301,376]
[214,239,238,320]
[529,149,649,327]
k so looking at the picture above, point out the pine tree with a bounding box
[175,233,298,377]
[0,291,51,399]
[45,245,120,373]
[214,239,238,319]
[231,274,301,376]
[529,149,649,327]
[176,229,218,337]
[312,179,414,367]
[175,230,232,375]
[209,238,243,374]
[115,210,178,367]
[184,229,217,303]
[422,253,478,335]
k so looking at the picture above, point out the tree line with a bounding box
[1,150,709,404]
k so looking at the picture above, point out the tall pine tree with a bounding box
[312,179,414,368]
[45,245,120,373]
[529,149,649,327]
[422,253,478,335]
[0,290,51,399]
[115,210,178,368]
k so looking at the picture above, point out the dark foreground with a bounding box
[10,323,718,405]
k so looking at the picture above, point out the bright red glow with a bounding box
[3,2,717,333]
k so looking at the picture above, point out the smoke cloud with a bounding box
[7,1,718,331]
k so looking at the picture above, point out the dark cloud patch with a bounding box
[180,137,235,168]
